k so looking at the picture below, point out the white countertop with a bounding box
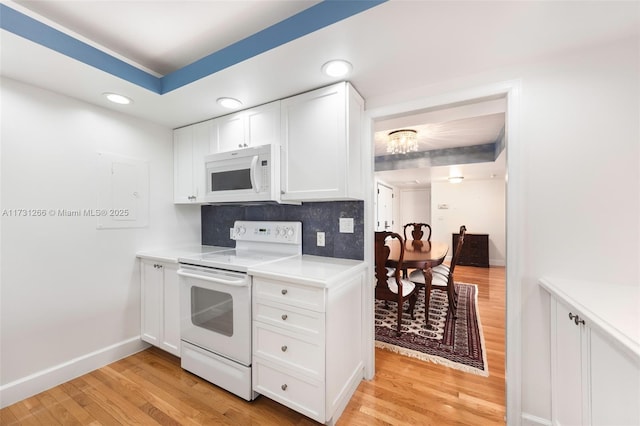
[248,255,367,288]
[136,245,230,263]
[540,276,640,362]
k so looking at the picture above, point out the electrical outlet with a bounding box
[230,228,235,239]
[317,231,325,247]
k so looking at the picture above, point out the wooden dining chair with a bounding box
[403,223,432,242]
[375,231,419,336]
[408,225,466,318]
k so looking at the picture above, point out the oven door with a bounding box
[178,264,251,366]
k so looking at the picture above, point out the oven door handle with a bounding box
[177,269,249,287]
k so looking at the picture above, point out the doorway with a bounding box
[363,80,522,423]
[375,182,393,231]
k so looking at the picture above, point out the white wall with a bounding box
[368,35,639,423]
[0,78,201,406]
[517,37,639,422]
[431,178,505,266]
[399,187,431,234]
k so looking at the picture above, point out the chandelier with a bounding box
[387,129,418,154]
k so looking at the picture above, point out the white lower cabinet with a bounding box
[252,271,364,424]
[550,297,640,425]
[140,259,181,357]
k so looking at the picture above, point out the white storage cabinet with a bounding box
[215,101,281,152]
[252,270,365,424]
[280,82,364,201]
[173,120,215,203]
[543,278,640,425]
[140,259,181,357]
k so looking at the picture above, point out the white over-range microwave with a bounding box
[204,144,281,203]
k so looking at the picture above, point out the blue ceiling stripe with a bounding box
[0,3,161,93]
[0,0,386,95]
[161,0,387,93]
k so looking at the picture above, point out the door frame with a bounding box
[362,79,523,424]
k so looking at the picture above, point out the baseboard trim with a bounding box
[0,337,149,408]
[522,412,552,426]
[490,258,506,267]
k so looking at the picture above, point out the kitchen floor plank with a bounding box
[0,265,505,425]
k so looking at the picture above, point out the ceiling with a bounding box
[2,1,638,186]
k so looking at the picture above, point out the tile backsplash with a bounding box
[201,201,364,260]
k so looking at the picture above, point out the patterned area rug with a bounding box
[375,282,488,376]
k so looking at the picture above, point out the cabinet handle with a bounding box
[281,314,288,321]
[281,345,288,352]
[281,289,288,295]
[568,312,585,326]
[281,384,288,391]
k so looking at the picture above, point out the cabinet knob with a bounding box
[281,345,288,352]
[281,314,288,321]
[281,289,288,295]
[568,312,585,326]
[281,384,288,391]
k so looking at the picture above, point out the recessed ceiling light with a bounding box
[217,97,243,109]
[321,60,353,78]
[103,93,132,105]
[448,176,464,184]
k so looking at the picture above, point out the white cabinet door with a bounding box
[160,263,180,356]
[141,260,162,346]
[173,120,214,203]
[590,329,640,425]
[140,260,181,357]
[217,113,246,152]
[216,101,281,152]
[173,126,195,203]
[280,82,363,201]
[551,299,587,425]
[191,121,212,201]
[246,102,280,147]
[551,297,640,426]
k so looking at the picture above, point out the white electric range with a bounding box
[176,220,302,401]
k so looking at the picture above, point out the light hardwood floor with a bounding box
[1,265,505,425]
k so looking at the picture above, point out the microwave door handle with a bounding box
[249,155,260,193]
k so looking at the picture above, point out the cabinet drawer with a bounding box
[254,301,324,338]
[253,277,325,312]
[253,322,324,379]
[253,361,324,423]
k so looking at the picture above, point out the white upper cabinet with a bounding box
[173,119,215,203]
[215,101,281,152]
[280,82,364,202]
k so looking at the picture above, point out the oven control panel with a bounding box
[233,221,302,244]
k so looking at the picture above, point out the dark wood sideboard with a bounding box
[452,233,489,267]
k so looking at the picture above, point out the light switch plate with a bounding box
[339,218,354,233]
[230,228,235,239]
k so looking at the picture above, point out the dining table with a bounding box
[385,239,449,325]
